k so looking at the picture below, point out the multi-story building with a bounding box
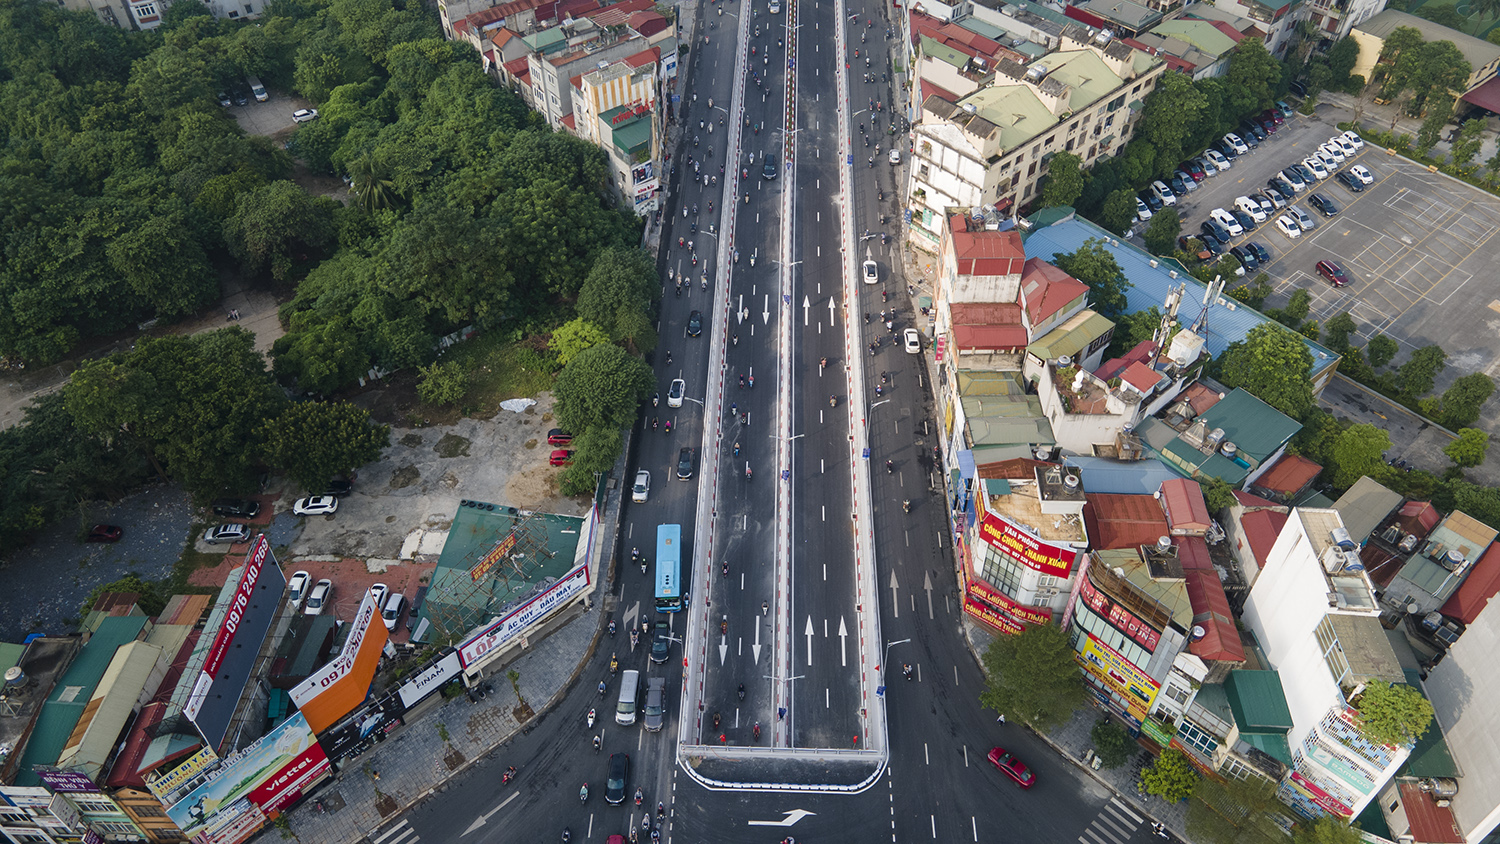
[58,0,166,30]
[1302,0,1389,46]
[1210,0,1304,56]
[1351,11,1500,97]
[907,26,1165,251]
[572,46,665,216]
[1240,508,1408,821]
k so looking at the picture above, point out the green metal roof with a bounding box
[960,393,1044,420]
[1401,668,1458,778]
[609,114,652,159]
[0,642,24,675]
[967,83,1060,152]
[14,616,147,786]
[967,416,1056,449]
[957,370,1030,396]
[1197,389,1301,462]
[920,35,972,69]
[1239,732,1293,766]
[1025,310,1115,361]
[1045,49,1126,113]
[1224,670,1293,732]
[1160,438,1251,485]
[1149,19,1238,56]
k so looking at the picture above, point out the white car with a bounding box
[1136,196,1153,221]
[632,470,651,503]
[667,378,685,408]
[1234,196,1267,223]
[369,583,389,613]
[1342,130,1365,150]
[1210,208,1243,237]
[862,260,878,284]
[1332,136,1359,157]
[304,579,332,616]
[1205,150,1231,171]
[1318,144,1345,165]
[293,495,339,516]
[888,148,901,165]
[1151,181,1177,207]
[1223,133,1249,154]
[769,0,780,11]
[381,592,406,630]
[1302,157,1329,180]
[287,571,311,608]
[292,108,319,123]
[203,524,251,545]
[903,328,921,354]
[1275,215,1302,238]
[1350,164,1374,185]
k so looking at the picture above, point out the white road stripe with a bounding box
[373,821,418,844]
[1109,798,1143,823]
[1081,825,1117,844]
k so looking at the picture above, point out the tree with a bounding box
[1224,38,1282,118]
[1202,476,1236,514]
[258,400,390,492]
[1281,289,1312,325]
[1215,323,1315,420]
[80,574,167,620]
[1323,312,1358,353]
[1229,274,1274,310]
[1436,372,1496,428]
[1398,345,1447,400]
[577,247,658,343]
[223,180,338,282]
[1090,720,1134,769]
[1367,334,1399,368]
[1139,72,1208,173]
[1416,4,1468,29]
[1101,189,1139,235]
[1353,680,1435,746]
[1450,118,1487,169]
[1140,748,1199,803]
[560,426,622,496]
[550,319,613,366]
[978,622,1086,731]
[1416,96,1453,156]
[1325,38,1361,90]
[1051,239,1132,319]
[1106,307,1169,360]
[1445,428,1490,468]
[1144,208,1182,256]
[1330,424,1390,490]
[1188,773,1288,844]
[348,153,400,213]
[552,343,654,436]
[1293,815,1365,844]
[416,360,469,406]
[1489,27,1500,45]
[1041,152,1085,208]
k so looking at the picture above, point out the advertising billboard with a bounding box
[1078,636,1160,719]
[1076,575,1163,652]
[978,513,1079,578]
[202,537,272,679]
[148,746,221,804]
[165,713,328,839]
[188,550,286,750]
[397,651,463,709]
[291,591,388,733]
[458,561,591,668]
[35,770,101,794]
[961,573,1052,635]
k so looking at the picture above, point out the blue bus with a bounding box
[655,524,684,612]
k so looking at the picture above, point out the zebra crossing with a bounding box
[1078,797,1144,844]
[373,819,419,844]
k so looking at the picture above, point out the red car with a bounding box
[1316,260,1350,288]
[987,747,1035,788]
[548,428,573,446]
[1182,161,1205,182]
[549,449,574,466]
[87,525,123,543]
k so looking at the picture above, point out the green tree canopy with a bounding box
[1330,424,1390,491]
[416,360,469,406]
[1445,428,1490,468]
[1051,238,1132,319]
[1224,38,1282,118]
[224,180,339,282]
[1139,72,1208,173]
[1140,748,1200,803]
[560,425,622,496]
[1367,335,1399,368]
[1215,323,1315,420]
[978,622,1086,731]
[1398,345,1447,401]
[1354,680,1435,746]
[1041,151,1086,208]
[1188,773,1289,844]
[550,319,613,366]
[552,343,654,435]
[80,574,167,620]
[1101,188,1139,235]
[576,247,658,342]
[1090,720,1134,769]
[1292,815,1363,844]
[258,400,390,492]
[1144,207,1182,256]
[1435,372,1495,429]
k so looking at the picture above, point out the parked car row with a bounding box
[1142,103,1295,216]
[285,573,409,629]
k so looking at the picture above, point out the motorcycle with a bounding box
[753,722,762,741]
[608,619,616,636]
[829,395,837,407]
[580,784,589,803]
[902,499,911,513]
[635,788,644,807]
[631,629,640,647]
[721,619,728,635]
[598,680,607,696]
[503,766,518,785]
[588,708,596,729]
[712,712,721,729]
[886,460,894,474]
[902,664,913,680]
[593,734,601,754]
[722,562,729,578]
[738,684,746,701]
[651,416,659,430]
[748,375,755,388]
[609,653,619,674]
[750,252,757,267]
[665,420,673,434]
[652,392,659,407]
[745,465,752,480]
[733,442,740,457]
[738,374,745,389]
[820,357,827,371]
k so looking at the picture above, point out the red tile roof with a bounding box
[949,216,1026,277]
[1253,454,1323,496]
[1441,541,1500,623]
[951,302,1023,325]
[626,10,668,37]
[954,325,1031,350]
[1019,257,1089,325]
[561,112,577,130]
[920,77,962,105]
[977,458,1053,480]
[624,44,661,68]
[105,702,165,789]
[1232,489,1282,509]
[1176,536,1245,662]
[1398,782,1465,844]
[1120,361,1164,394]
[1179,381,1225,416]
[1240,509,1288,569]
[1083,494,1170,550]
[1399,501,1442,537]
[1160,478,1212,534]
[1095,339,1155,382]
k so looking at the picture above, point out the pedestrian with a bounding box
[997,714,1006,724]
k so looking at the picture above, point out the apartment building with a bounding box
[572,46,664,215]
[907,25,1165,252]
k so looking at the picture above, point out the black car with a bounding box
[1242,127,1263,145]
[677,447,694,480]
[1247,241,1271,265]
[1230,245,1259,271]
[1168,174,1188,196]
[1201,219,1231,244]
[1266,179,1294,202]
[1309,193,1340,217]
[687,310,703,337]
[763,152,778,180]
[324,476,354,497]
[1215,140,1240,160]
[1232,209,1258,232]
[233,88,249,107]
[606,753,630,804]
[650,621,671,664]
[1335,171,1365,193]
[1142,190,1164,212]
[212,498,261,519]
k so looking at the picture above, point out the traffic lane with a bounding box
[670,788,888,844]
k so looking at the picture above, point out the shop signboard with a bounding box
[978,513,1079,577]
[459,562,590,668]
[165,714,327,840]
[1078,637,1159,719]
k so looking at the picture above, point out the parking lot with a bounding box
[1164,108,1500,398]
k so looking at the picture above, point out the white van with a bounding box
[615,669,641,726]
[246,74,268,103]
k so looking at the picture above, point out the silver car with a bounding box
[632,470,651,503]
[643,677,667,732]
[203,524,251,545]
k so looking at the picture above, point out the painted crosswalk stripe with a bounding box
[373,820,419,844]
[1108,798,1142,824]
[1081,825,1117,844]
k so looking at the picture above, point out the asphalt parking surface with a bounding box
[229,88,315,139]
[1165,107,1500,420]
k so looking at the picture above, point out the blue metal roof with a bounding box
[1061,455,1183,494]
[1022,215,1340,381]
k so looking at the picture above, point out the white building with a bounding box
[1240,508,1410,821]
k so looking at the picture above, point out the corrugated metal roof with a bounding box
[1198,389,1301,463]
[1224,669,1293,731]
[1063,455,1182,495]
[1240,509,1288,569]
[1332,476,1404,545]
[56,639,164,780]
[1026,310,1114,361]
[1396,781,1465,844]
[1022,217,1339,380]
[1160,478,1212,534]
[1084,494,1169,550]
[1252,454,1322,496]
[1329,614,1404,683]
[1440,542,1500,624]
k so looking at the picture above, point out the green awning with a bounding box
[1025,310,1115,362]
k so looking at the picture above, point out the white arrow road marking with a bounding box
[626,601,640,648]
[762,294,771,324]
[753,621,762,664]
[923,570,935,619]
[748,810,818,827]
[828,297,837,325]
[737,294,744,324]
[803,295,810,326]
[719,630,728,665]
[838,617,848,667]
[462,792,519,835]
[888,571,900,619]
[804,616,814,666]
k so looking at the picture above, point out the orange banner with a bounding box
[979,513,1078,577]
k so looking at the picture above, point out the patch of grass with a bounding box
[450,333,560,415]
[163,532,230,598]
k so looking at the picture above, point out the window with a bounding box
[131,805,166,818]
[1065,139,1074,151]
[1177,720,1219,757]
[1027,162,1037,176]
[1316,616,1351,687]
[156,831,187,841]
[136,2,156,13]
[1163,684,1190,705]
[977,544,1025,596]
[1222,756,1258,781]
[244,2,253,11]
[228,9,238,15]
